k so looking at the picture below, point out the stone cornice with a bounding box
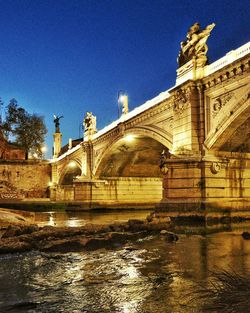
[203,54,250,90]
[93,98,172,145]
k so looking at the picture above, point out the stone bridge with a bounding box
[50,41,250,211]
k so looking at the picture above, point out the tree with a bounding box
[1,98,47,159]
[0,97,3,124]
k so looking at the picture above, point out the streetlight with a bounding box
[41,146,47,159]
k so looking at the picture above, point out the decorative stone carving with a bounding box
[178,22,215,68]
[118,122,125,136]
[118,144,129,152]
[210,162,221,174]
[204,57,249,91]
[212,92,234,117]
[94,148,103,158]
[160,150,170,174]
[173,88,190,114]
[83,112,97,137]
[212,99,222,117]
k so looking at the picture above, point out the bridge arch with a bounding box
[205,94,250,151]
[58,159,82,186]
[94,126,172,178]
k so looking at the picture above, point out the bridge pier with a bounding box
[157,152,250,219]
[155,43,250,219]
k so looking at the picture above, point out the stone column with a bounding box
[53,132,62,159]
[73,141,94,203]
[171,81,201,155]
[82,141,94,179]
[158,80,207,212]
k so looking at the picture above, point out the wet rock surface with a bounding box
[0,208,35,227]
[242,232,250,240]
[0,218,174,254]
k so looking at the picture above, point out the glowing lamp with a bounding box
[41,146,47,153]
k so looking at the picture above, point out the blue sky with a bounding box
[0,0,249,157]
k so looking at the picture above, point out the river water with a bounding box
[1,211,250,313]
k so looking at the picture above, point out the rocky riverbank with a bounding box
[0,216,178,254]
[0,208,35,227]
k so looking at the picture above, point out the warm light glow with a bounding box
[33,153,38,158]
[47,213,56,226]
[41,146,47,153]
[119,95,126,103]
[68,161,76,168]
[66,218,80,227]
[124,134,134,142]
[48,181,53,187]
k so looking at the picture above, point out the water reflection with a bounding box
[1,229,250,312]
[34,210,152,227]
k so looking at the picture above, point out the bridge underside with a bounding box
[52,135,167,208]
[220,117,250,152]
[96,135,165,178]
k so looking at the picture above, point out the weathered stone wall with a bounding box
[0,160,51,199]
[53,177,162,208]
[160,153,250,210]
[204,155,250,202]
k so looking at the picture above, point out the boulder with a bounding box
[0,238,31,253]
[41,238,88,252]
[2,225,39,238]
[0,208,35,227]
[160,230,179,241]
[242,232,250,240]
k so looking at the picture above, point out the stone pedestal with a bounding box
[176,58,206,86]
[53,132,62,158]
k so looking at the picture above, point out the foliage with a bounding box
[0,97,3,124]
[190,270,250,313]
[0,98,47,159]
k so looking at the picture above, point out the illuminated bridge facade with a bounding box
[50,42,250,212]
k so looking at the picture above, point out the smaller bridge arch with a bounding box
[58,159,82,186]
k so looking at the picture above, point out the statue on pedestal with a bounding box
[53,115,63,133]
[83,112,97,137]
[178,22,215,67]
[159,149,171,174]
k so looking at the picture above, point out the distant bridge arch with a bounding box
[58,159,82,186]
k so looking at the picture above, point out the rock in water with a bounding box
[242,232,250,240]
[160,230,178,241]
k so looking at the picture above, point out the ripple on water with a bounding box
[1,231,250,312]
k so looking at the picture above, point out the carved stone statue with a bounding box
[159,149,171,174]
[53,115,63,133]
[178,22,215,67]
[83,112,97,136]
